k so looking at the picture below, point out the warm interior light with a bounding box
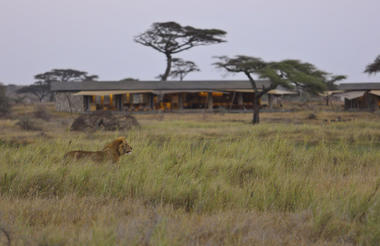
[212,92,223,96]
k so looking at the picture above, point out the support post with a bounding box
[148,93,154,110]
[115,95,123,111]
[178,93,184,110]
[366,92,370,111]
[207,92,213,111]
[237,92,243,106]
[83,96,90,112]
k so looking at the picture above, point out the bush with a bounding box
[33,105,51,121]
[16,117,41,131]
[0,83,11,117]
[307,113,317,120]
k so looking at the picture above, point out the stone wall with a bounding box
[55,92,84,113]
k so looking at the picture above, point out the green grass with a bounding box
[0,112,380,245]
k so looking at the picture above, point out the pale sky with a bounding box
[1,0,380,85]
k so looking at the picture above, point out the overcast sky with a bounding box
[1,0,379,85]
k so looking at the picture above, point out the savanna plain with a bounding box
[0,104,380,245]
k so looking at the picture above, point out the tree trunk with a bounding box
[252,93,260,124]
[161,53,172,81]
[65,94,73,115]
[158,53,172,111]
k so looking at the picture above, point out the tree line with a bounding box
[17,21,380,124]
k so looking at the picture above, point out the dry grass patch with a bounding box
[0,106,380,245]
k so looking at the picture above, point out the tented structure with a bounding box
[338,83,380,111]
[51,80,297,113]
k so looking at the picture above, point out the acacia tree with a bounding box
[134,21,226,81]
[35,69,98,101]
[17,81,50,102]
[214,56,336,124]
[365,55,380,75]
[169,58,200,81]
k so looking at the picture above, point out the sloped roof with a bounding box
[268,88,298,95]
[338,83,380,91]
[51,80,272,92]
[369,90,380,96]
[73,90,154,96]
[339,91,366,100]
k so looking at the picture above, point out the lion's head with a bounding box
[103,137,132,156]
[118,138,133,155]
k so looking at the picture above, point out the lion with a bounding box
[64,137,132,163]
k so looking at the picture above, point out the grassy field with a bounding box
[0,104,380,245]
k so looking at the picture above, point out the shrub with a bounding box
[307,113,317,120]
[0,83,11,117]
[33,105,51,121]
[16,117,41,131]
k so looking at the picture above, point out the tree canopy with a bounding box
[135,21,226,81]
[325,75,347,90]
[35,69,98,83]
[365,55,380,75]
[168,58,200,81]
[215,56,329,94]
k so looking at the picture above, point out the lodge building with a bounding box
[51,80,297,113]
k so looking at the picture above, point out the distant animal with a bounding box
[64,137,132,163]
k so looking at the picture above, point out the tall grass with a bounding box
[0,116,380,245]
